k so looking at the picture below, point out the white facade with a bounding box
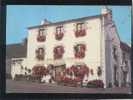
[10,7,131,88]
[11,58,28,79]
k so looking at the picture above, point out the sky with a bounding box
[6,5,131,45]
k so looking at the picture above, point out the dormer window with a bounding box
[55,26,64,40]
[53,45,64,59]
[75,23,86,37]
[74,44,86,58]
[37,28,46,42]
[36,47,45,60]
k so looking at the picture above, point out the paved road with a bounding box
[6,79,131,93]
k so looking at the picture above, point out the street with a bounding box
[6,79,131,93]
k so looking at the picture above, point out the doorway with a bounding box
[55,64,66,82]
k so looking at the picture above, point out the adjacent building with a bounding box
[6,39,27,78]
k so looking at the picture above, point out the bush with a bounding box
[87,80,104,88]
[32,65,47,77]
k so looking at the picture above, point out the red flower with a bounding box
[55,32,64,40]
[75,29,86,37]
[32,65,47,77]
[54,46,64,59]
[74,77,81,82]
[37,36,46,42]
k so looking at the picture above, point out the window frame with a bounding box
[36,47,45,60]
[56,26,63,34]
[76,22,85,31]
[38,28,45,36]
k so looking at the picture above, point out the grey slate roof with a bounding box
[6,42,27,59]
[120,41,131,53]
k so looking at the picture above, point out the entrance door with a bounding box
[55,64,66,82]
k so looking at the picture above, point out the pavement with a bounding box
[6,79,131,93]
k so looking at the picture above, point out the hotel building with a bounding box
[10,7,131,88]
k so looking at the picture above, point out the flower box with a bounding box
[75,29,86,37]
[36,55,44,60]
[75,52,85,58]
[37,36,46,42]
[55,32,64,40]
[32,66,47,77]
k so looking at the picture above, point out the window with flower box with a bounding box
[75,23,86,37]
[74,44,86,58]
[53,45,64,59]
[37,28,46,42]
[55,26,64,40]
[36,48,45,60]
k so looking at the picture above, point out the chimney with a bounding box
[41,19,51,25]
[101,6,112,15]
[101,6,112,21]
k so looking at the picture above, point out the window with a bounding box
[39,28,45,36]
[97,66,102,76]
[75,23,86,37]
[55,26,64,40]
[53,45,64,59]
[74,44,86,58]
[113,46,117,61]
[36,48,45,60]
[37,28,46,42]
[77,23,84,31]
